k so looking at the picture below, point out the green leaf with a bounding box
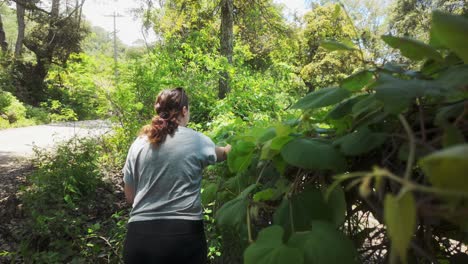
[442,125,465,148]
[334,127,387,156]
[281,138,346,171]
[228,141,256,173]
[374,74,444,114]
[270,136,293,151]
[384,192,416,263]
[326,96,364,120]
[244,225,304,264]
[434,65,468,100]
[258,127,277,143]
[288,221,358,264]
[253,188,277,202]
[431,11,468,63]
[273,186,334,237]
[291,87,351,110]
[382,35,443,62]
[434,102,465,126]
[202,183,218,205]
[341,70,374,92]
[419,144,468,194]
[320,40,356,51]
[326,187,347,227]
[351,94,382,117]
[215,184,257,229]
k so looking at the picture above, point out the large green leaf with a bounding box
[351,94,382,117]
[326,95,364,120]
[291,87,351,110]
[334,127,387,156]
[244,225,304,264]
[320,40,356,51]
[341,70,374,92]
[384,192,416,263]
[281,138,347,171]
[201,183,218,205]
[228,141,256,173]
[288,221,358,264]
[434,102,465,126]
[374,74,444,114]
[431,11,468,63]
[326,187,347,227]
[419,144,468,194]
[382,35,443,62]
[215,184,257,229]
[435,65,468,101]
[273,187,332,237]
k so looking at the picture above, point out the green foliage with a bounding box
[419,144,468,194]
[244,226,304,264]
[384,192,416,263]
[281,138,346,171]
[17,138,126,263]
[212,9,468,264]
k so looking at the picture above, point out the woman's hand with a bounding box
[216,144,232,162]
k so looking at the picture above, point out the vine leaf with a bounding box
[228,141,256,173]
[320,40,356,51]
[281,138,346,171]
[419,144,468,194]
[341,70,374,92]
[291,87,351,110]
[384,192,416,263]
[326,95,364,120]
[201,183,218,205]
[351,94,382,117]
[326,186,347,227]
[430,11,468,63]
[442,125,465,148]
[244,225,304,264]
[374,74,444,114]
[215,184,257,229]
[382,35,443,62]
[334,127,387,156]
[287,221,358,264]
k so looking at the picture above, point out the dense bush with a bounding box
[15,138,127,263]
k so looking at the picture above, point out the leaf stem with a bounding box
[289,199,295,234]
[246,205,253,243]
[398,114,415,181]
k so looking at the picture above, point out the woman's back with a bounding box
[123,126,216,223]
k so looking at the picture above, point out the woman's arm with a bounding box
[124,183,135,205]
[215,144,231,162]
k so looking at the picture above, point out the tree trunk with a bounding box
[15,1,25,57]
[0,14,8,52]
[51,0,60,18]
[218,0,233,99]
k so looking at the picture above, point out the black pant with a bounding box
[123,219,207,264]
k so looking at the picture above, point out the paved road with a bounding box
[0,120,113,166]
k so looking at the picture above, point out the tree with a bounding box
[0,13,7,52]
[14,0,25,57]
[219,0,233,99]
[299,3,362,92]
[12,0,88,104]
[389,0,467,40]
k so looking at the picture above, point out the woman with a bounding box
[122,87,231,264]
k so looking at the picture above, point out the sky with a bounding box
[82,0,309,46]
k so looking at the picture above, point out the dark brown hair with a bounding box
[140,87,189,146]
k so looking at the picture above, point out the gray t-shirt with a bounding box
[123,126,216,223]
